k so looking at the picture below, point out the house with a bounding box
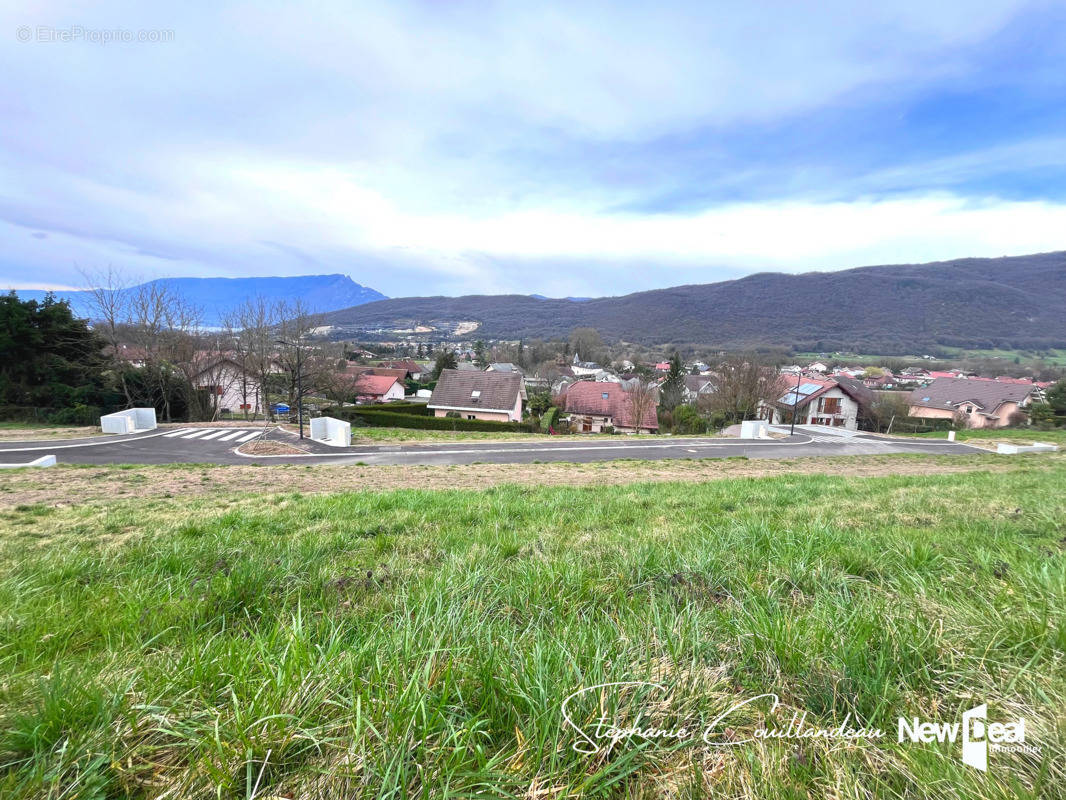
[114,344,149,368]
[376,360,424,381]
[862,370,897,389]
[428,369,524,422]
[563,381,659,433]
[523,375,551,392]
[683,374,716,403]
[763,375,872,430]
[353,374,405,403]
[486,362,524,375]
[571,354,602,377]
[653,361,671,372]
[907,378,1037,428]
[807,362,828,374]
[191,357,264,418]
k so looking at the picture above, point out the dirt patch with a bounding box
[0,425,102,441]
[238,440,309,456]
[1,452,1061,509]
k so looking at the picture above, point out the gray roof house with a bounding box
[907,378,1036,428]
[428,369,524,422]
[486,362,524,375]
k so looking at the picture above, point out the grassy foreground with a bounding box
[0,466,1063,797]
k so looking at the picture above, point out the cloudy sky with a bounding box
[3,1,1066,298]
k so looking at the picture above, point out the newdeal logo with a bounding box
[898,704,1035,770]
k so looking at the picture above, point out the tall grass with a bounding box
[0,468,1063,798]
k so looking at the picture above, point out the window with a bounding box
[467,414,476,420]
[602,392,609,399]
[964,406,973,414]
[471,390,481,399]
[820,397,841,414]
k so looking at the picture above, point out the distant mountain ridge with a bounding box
[11,274,386,327]
[320,252,1066,353]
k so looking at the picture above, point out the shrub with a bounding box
[671,404,708,435]
[1007,410,1030,428]
[326,407,536,433]
[540,407,559,432]
[46,404,102,426]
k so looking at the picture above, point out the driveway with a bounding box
[0,425,982,467]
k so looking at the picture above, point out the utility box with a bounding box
[310,416,351,447]
[100,408,157,434]
[740,420,769,439]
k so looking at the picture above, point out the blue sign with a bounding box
[273,404,290,413]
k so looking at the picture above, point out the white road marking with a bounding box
[235,431,262,442]
[163,429,192,438]
[198,430,228,440]
[216,430,248,442]
[180,429,212,439]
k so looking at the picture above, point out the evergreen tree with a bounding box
[432,348,459,379]
[0,292,116,415]
[659,351,686,411]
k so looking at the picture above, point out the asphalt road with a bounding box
[0,425,982,467]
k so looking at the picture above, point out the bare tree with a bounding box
[625,378,658,434]
[273,299,324,414]
[230,296,278,419]
[77,265,134,405]
[865,391,910,433]
[702,354,783,425]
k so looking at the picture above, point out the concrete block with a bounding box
[100,410,134,434]
[947,430,956,441]
[310,416,351,447]
[132,407,157,430]
[740,420,769,439]
[996,442,1059,454]
[0,454,56,469]
[100,408,157,434]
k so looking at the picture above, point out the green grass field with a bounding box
[0,464,1063,798]
[793,348,1066,366]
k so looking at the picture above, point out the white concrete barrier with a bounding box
[100,408,157,434]
[309,416,351,447]
[996,442,1059,454]
[0,454,56,469]
[947,430,956,441]
[740,420,769,439]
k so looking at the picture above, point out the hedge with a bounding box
[326,406,537,433]
[540,406,559,432]
[0,404,105,425]
[349,402,433,416]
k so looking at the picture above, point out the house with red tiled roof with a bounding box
[353,374,405,403]
[563,381,659,433]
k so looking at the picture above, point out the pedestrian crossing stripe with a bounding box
[158,428,265,443]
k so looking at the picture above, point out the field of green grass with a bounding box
[0,465,1063,797]
[794,348,1066,366]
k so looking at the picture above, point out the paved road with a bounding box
[0,425,982,467]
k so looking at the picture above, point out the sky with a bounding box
[2,0,1066,299]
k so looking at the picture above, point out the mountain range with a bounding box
[12,274,386,327]
[319,251,1066,353]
